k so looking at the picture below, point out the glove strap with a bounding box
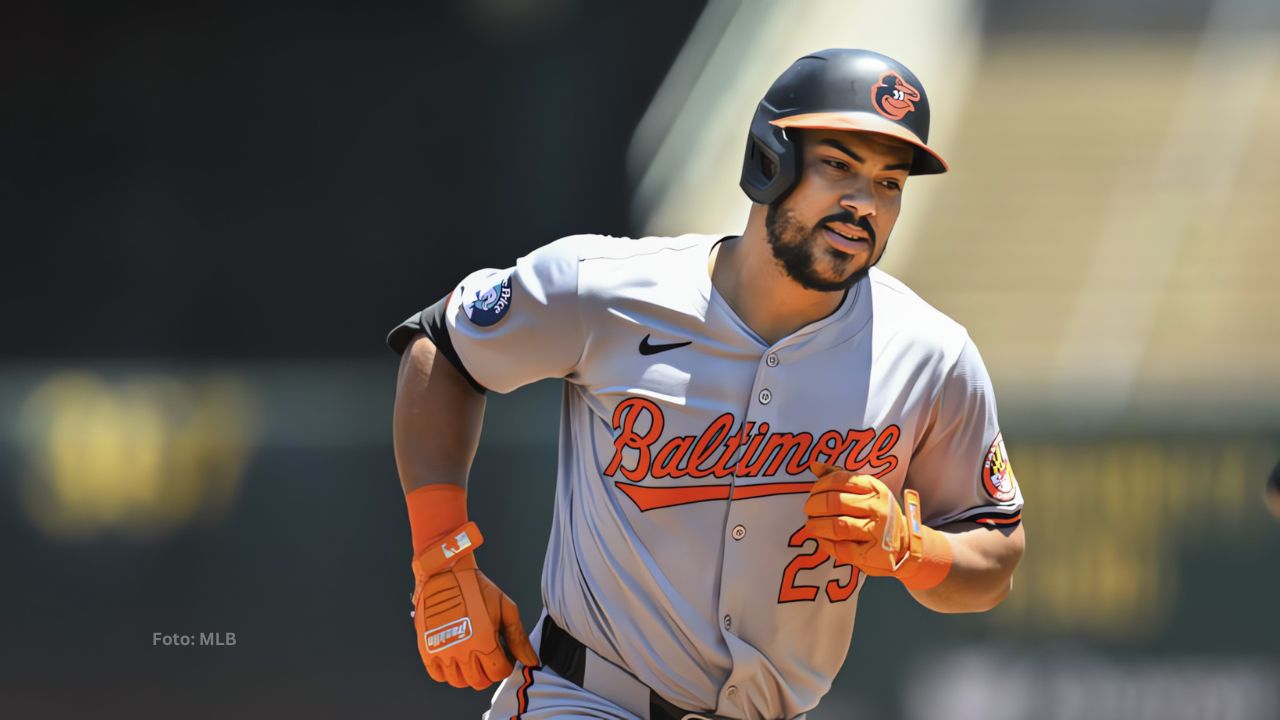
[897,489,953,591]
[904,490,926,560]
[413,521,485,578]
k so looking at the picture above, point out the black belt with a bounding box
[538,615,732,720]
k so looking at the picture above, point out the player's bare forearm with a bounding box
[393,335,540,689]
[392,332,486,493]
[906,522,1025,613]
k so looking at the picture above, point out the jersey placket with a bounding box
[713,338,793,714]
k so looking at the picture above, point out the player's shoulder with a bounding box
[574,232,715,263]
[867,267,973,359]
[561,232,718,291]
[526,233,713,268]
[509,233,661,292]
[519,233,717,308]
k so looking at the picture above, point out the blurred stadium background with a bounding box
[3,0,1277,717]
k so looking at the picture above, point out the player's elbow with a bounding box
[399,332,436,380]
[965,524,1025,612]
[911,579,1010,614]
[950,572,1015,614]
[982,526,1025,611]
[981,576,1014,611]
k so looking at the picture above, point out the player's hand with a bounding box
[803,462,911,576]
[411,525,539,690]
[803,462,952,591]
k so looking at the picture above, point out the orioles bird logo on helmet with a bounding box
[871,71,921,121]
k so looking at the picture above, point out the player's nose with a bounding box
[838,182,876,219]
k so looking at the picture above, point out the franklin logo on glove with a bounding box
[425,618,474,653]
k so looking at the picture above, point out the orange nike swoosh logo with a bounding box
[614,481,814,512]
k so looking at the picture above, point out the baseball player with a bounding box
[389,49,1025,719]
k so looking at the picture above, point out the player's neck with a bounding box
[711,215,846,346]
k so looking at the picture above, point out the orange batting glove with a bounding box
[803,462,952,590]
[406,485,539,690]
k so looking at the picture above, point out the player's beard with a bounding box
[765,203,877,292]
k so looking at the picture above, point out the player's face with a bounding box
[765,130,912,292]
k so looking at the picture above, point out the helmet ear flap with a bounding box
[751,141,776,181]
[740,113,799,205]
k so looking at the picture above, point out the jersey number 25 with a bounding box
[777,526,861,604]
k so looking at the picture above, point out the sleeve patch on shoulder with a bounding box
[460,271,513,327]
[982,432,1018,502]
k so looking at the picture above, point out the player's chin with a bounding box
[802,263,866,293]
[819,248,870,281]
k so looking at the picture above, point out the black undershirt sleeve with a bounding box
[386,295,488,394]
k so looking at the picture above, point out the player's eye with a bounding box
[880,178,903,191]
[822,158,849,172]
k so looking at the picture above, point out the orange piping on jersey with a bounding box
[973,513,1022,526]
[511,663,535,719]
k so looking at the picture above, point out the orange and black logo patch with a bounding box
[982,432,1018,502]
[871,71,921,121]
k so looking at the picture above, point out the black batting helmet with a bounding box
[740,48,948,205]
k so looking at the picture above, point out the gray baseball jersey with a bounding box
[391,233,1022,719]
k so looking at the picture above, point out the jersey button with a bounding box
[723,614,732,630]
[766,353,779,367]
[758,388,772,404]
[727,685,739,697]
[731,524,746,540]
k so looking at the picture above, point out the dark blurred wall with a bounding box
[2,1,705,358]
[0,3,707,718]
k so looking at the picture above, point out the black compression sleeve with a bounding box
[385,295,487,394]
